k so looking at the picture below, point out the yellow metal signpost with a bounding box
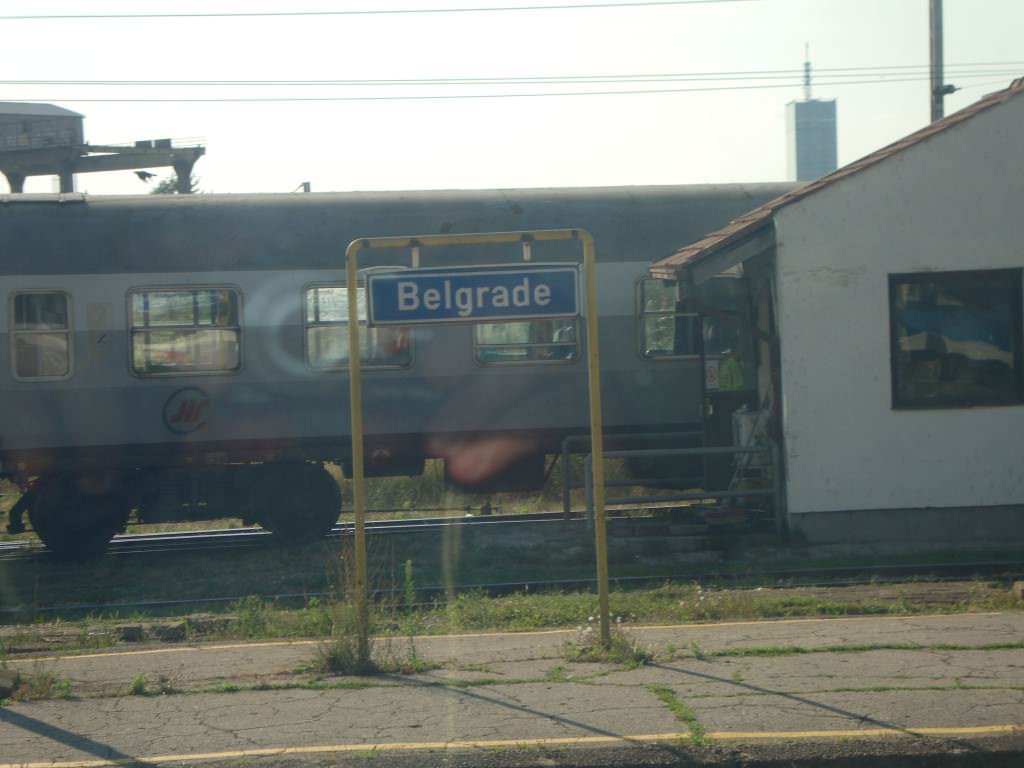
[345,229,610,657]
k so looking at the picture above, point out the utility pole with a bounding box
[929,0,956,121]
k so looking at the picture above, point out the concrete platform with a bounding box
[1,612,1022,767]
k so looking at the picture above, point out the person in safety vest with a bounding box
[718,348,745,390]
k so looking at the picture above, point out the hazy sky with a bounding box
[2,0,1022,194]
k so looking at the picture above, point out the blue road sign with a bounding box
[367,264,579,325]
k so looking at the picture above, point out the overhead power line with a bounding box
[5,72,1011,104]
[1,65,1020,88]
[4,68,1019,87]
[0,0,752,22]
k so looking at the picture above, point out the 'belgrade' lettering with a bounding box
[391,278,558,318]
[373,268,577,324]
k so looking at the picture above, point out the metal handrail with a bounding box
[577,440,784,535]
[559,430,702,518]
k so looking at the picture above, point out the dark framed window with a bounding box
[129,288,241,376]
[303,282,411,370]
[473,318,579,364]
[636,278,700,358]
[889,269,1023,408]
[10,291,72,380]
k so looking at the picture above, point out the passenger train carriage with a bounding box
[0,184,791,557]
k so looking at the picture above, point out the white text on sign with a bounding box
[367,264,579,325]
[397,278,551,318]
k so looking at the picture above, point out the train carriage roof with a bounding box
[0,183,795,275]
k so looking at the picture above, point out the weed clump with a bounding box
[122,672,177,697]
[232,595,269,638]
[11,668,73,701]
[313,586,376,676]
[311,550,438,676]
[564,620,651,668]
[312,538,377,676]
[128,673,147,696]
[648,684,707,745]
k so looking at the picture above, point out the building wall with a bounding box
[773,93,1024,538]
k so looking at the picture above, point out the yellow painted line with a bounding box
[705,724,1024,740]
[430,611,1007,638]
[5,639,319,664]
[2,724,1021,768]
[7,610,1008,664]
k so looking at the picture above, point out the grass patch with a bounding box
[648,684,706,745]
[313,638,376,676]
[311,575,377,677]
[309,542,437,677]
[312,603,437,677]
[543,664,570,683]
[232,595,271,638]
[376,637,437,675]
[128,673,147,696]
[3,578,1021,655]
[10,668,73,701]
[125,673,177,697]
[564,626,651,668]
[687,639,1024,659]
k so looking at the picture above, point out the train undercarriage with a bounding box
[3,426,721,559]
[5,462,344,559]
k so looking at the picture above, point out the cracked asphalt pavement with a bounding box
[1,611,1022,767]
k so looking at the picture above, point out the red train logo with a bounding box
[163,387,211,434]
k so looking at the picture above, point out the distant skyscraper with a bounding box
[786,99,838,181]
[785,50,838,182]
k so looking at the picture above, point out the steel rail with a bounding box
[0,509,632,560]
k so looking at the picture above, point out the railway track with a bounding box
[4,508,1021,618]
[0,509,587,561]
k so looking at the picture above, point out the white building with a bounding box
[652,78,1024,545]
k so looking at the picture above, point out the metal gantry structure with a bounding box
[0,102,204,193]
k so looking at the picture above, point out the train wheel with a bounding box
[256,463,340,542]
[29,476,129,560]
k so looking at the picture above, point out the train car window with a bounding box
[10,291,72,380]
[129,288,241,375]
[303,284,411,369]
[889,269,1023,408]
[637,278,700,358]
[474,319,579,364]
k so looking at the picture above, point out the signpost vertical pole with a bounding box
[580,231,611,647]
[345,241,370,664]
